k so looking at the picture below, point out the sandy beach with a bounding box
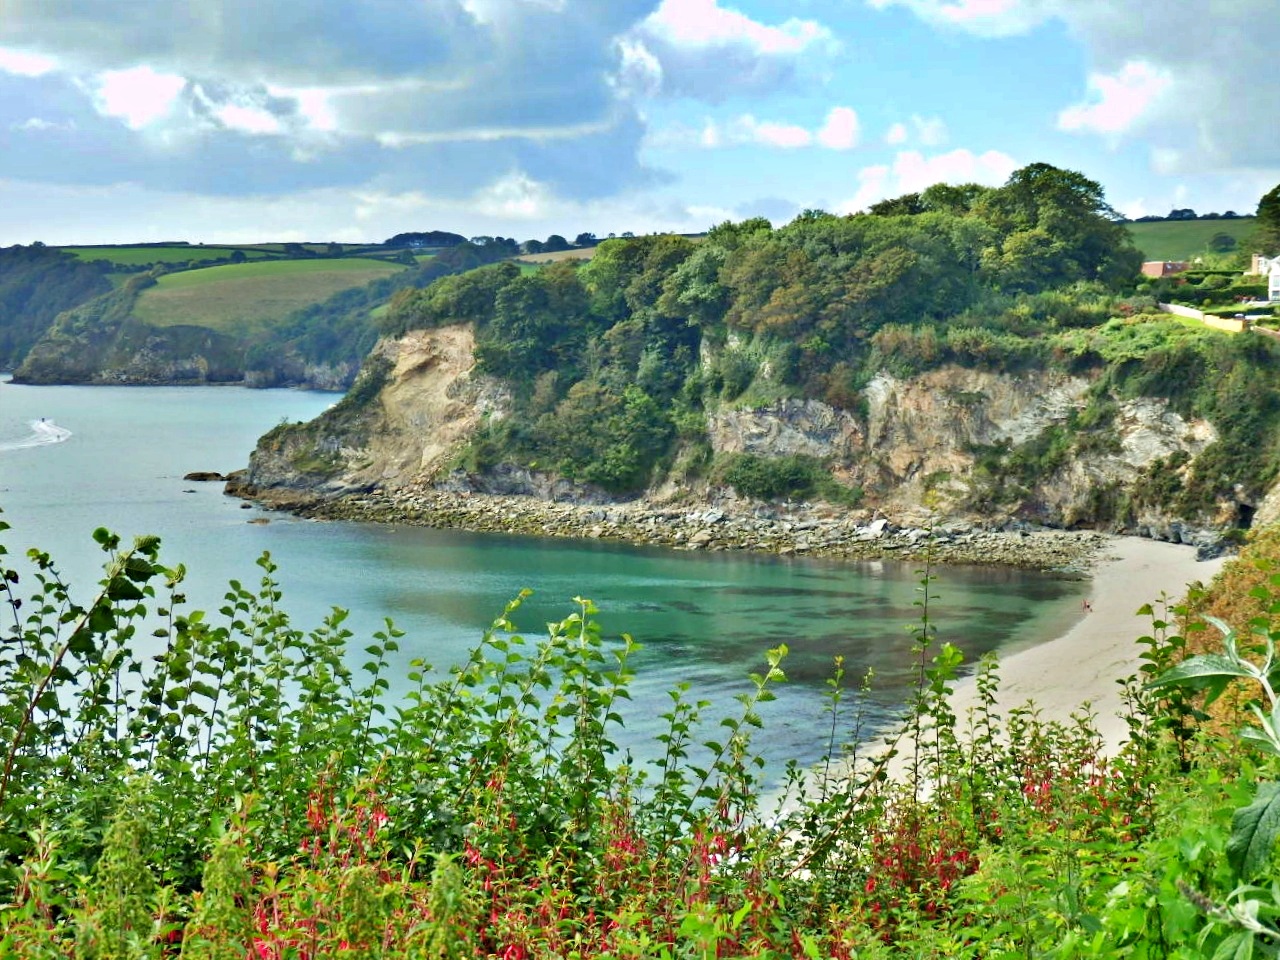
[942,535,1226,755]
[865,535,1229,787]
[802,536,1230,798]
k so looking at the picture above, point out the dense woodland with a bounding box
[0,244,112,370]
[373,163,1280,521]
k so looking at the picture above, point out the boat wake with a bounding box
[0,419,72,452]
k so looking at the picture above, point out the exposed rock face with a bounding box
[711,399,864,461]
[236,324,513,502]
[234,327,1227,546]
[710,368,1217,534]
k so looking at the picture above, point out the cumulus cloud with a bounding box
[0,0,674,208]
[884,114,946,147]
[91,65,186,130]
[653,106,860,152]
[837,147,1018,212]
[866,0,1052,37]
[623,0,837,100]
[642,0,830,54]
[1058,60,1171,135]
[871,0,1280,174]
[0,46,57,76]
[817,107,860,150]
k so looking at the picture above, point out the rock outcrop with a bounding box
[230,324,1233,554]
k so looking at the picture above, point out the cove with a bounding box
[0,379,1088,780]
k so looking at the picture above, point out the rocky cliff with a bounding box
[230,324,512,505]
[233,324,1239,549]
[708,369,1217,529]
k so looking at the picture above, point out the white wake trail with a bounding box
[0,419,72,452]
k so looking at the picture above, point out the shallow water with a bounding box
[0,378,1087,779]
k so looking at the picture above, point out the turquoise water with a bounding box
[0,379,1087,778]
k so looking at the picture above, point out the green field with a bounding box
[60,245,275,266]
[1125,217,1257,260]
[131,258,405,334]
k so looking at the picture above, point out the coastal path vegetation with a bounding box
[0,509,1278,956]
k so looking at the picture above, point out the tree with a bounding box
[1255,183,1280,253]
[521,239,545,255]
[1209,232,1238,253]
[975,163,1142,291]
[544,234,570,252]
[1167,208,1197,220]
[574,232,597,247]
[383,230,467,248]
[920,182,992,215]
[868,193,924,217]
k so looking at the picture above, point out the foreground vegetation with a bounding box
[2,510,1280,957]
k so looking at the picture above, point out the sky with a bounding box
[0,0,1275,246]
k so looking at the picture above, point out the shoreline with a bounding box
[941,535,1226,755]
[831,536,1227,791]
[233,486,1229,776]
[232,485,1117,573]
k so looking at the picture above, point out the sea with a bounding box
[0,378,1088,781]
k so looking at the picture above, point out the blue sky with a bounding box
[0,0,1274,246]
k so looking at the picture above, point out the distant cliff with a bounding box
[11,241,513,388]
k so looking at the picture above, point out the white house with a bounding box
[1247,254,1280,302]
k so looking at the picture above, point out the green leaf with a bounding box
[1227,781,1280,880]
[1146,654,1259,689]
[106,576,144,602]
[1239,726,1280,758]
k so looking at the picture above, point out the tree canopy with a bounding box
[376,162,1145,494]
[1255,183,1280,253]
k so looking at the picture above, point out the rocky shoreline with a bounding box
[227,481,1111,573]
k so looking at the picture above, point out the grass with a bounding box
[515,248,598,264]
[58,245,276,266]
[131,258,405,335]
[1126,217,1257,260]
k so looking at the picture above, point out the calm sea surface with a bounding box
[0,379,1087,780]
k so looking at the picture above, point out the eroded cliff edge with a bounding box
[227,322,1247,559]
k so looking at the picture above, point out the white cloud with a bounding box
[1058,60,1171,135]
[628,0,837,100]
[817,106,859,150]
[644,0,832,55]
[866,0,1051,37]
[837,147,1018,212]
[655,107,860,152]
[12,117,66,132]
[912,115,948,146]
[92,65,186,130]
[473,171,554,219]
[884,114,947,147]
[872,0,1280,174]
[611,37,664,99]
[688,114,812,149]
[214,103,283,135]
[0,46,57,76]
[742,116,812,148]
